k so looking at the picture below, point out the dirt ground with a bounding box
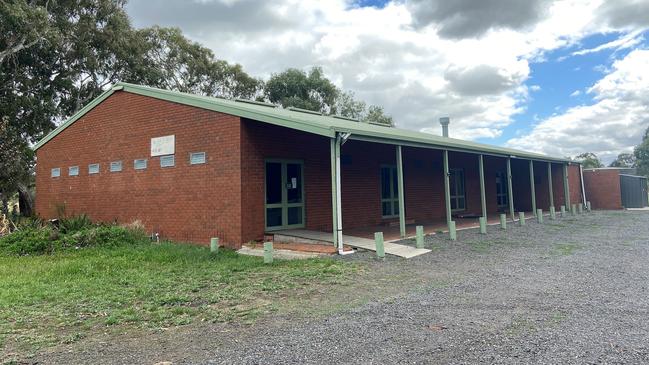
[28,210,649,364]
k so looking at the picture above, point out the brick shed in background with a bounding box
[35,83,584,249]
[583,168,649,210]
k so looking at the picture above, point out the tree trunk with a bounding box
[17,183,34,217]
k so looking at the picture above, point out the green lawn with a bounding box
[0,242,356,358]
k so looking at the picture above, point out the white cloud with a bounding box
[570,90,582,97]
[507,49,649,163]
[126,0,649,156]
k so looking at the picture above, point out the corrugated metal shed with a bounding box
[620,174,649,208]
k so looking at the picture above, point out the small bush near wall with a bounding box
[0,215,149,256]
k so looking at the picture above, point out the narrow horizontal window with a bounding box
[110,161,123,172]
[160,155,175,168]
[190,152,206,165]
[68,166,79,176]
[134,159,147,170]
[51,168,61,178]
[88,163,100,174]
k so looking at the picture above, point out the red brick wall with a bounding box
[583,169,622,210]
[568,164,584,206]
[239,120,332,243]
[35,91,244,247]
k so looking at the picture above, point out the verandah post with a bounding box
[330,138,339,249]
[563,163,571,210]
[443,150,452,225]
[507,158,515,222]
[396,145,406,238]
[547,162,555,211]
[479,154,487,233]
[529,160,537,217]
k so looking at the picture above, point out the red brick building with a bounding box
[35,83,584,250]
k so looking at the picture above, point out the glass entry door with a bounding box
[449,168,466,211]
[380,165,399,218]
[496,171,509,211]
[265,160,304,230]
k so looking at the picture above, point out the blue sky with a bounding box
[493,30,648,147]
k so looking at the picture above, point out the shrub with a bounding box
[0,226,54,256]
[57,225,148,249]
[58,214,93,234]
[0,216,149,256]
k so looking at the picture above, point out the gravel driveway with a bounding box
[36,210,649,364]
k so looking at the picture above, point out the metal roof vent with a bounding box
[439,117,450,137]
[333,115,359,122]
[234,98,277,108]
[287,106,323,115]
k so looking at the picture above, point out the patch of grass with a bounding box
[466,238,515,252]
[0,243,356,357]
[505,316,537,336]
[551,243,581,256]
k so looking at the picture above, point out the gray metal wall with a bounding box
[620,174,649,208]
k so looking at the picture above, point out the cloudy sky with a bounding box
[126,0,649,163]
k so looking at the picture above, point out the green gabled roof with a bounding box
[33,82,571,163]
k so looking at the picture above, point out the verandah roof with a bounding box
[34,82,571,163]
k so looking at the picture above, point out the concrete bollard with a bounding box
[560,205,566,217]
[415,225,424,249]
[449,221,457,241]
[571,204,577,215]
[374,232,385,259]
[263,242,273,264]
[210,237,219,253]
[479,217,487,234]
[537,209,543,224]
[500,214,507,230]
[550,206,556,220]
[519,211,526,226]
[578,203,583,214]
[587,201,592,211]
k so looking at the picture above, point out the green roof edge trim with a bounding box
[32,82,573,164]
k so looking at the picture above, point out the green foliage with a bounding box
[265,68,394,126]
[364,105,394,126]
[634,127,649,176]
[265,67,339,113]
[135,26,261,99]
[0,216,148,256]
[609,152,637,168]
[56,225,148,250]
[0,226,54,256]
[573,152,604,169]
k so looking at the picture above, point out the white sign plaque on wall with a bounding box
[151,135,175,156]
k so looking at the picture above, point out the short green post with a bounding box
[560,205,566,217]
[479,217,487,234]
[448,221,457,241]
[519,211,525,226]
[500,214,507,230]
[263,242,273,264]
[415,226,424,248]
[537,209,543,224]
[578,203,583,214]
[210,237,219,253]
[571,204,577,215]
[374,232,385,259]
[550,206,556,220]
